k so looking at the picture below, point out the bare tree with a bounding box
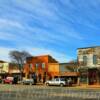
[68,59,79,72]
[9,50,31,72]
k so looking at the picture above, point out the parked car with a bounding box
[0,79,2,83]
[3,77,14,84]
[0,76,2,84]
[21,78,35,85]
[45,78,68,87]
[67,78,72,86]
[13,76,18,84]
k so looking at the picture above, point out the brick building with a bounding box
[23,55,59,82]
[24,55,79,84]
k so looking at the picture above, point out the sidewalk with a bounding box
[72,84,100,89]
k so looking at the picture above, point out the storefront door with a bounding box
[88,69,97,85]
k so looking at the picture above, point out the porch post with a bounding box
[77,77,80,86]
[87,68,89,86]
[96,69,100,85]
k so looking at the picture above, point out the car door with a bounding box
[54,78,60,85]
[50,79,55,85]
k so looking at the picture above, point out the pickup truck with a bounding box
[45,78,67,87]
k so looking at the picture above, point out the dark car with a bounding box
[13,76,18,84]
[0,78,2,83]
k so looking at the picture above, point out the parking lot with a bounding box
[0,84,100,100]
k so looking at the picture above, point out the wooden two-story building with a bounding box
[77,46,100,85]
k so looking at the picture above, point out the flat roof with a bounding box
[0,60,7,63]
[26,54,58,63]
[59,62,78,65]
[77,46,100,49]
[27,54,50,58]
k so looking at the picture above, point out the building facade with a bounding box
[23,55,59,82]
[48,63,59,78]
[0,61,9,78]
[0,60,20,78]
[24,55,80,84]
[58,63,79,84]
[77,46,100,85]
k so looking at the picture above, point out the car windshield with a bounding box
[60,78,65,81]
[6,77,13,80]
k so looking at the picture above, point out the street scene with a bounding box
[0,0,100,100]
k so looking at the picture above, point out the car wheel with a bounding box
[21,82,24,85]
[46,83,49,86]
[10,82,12,85]
[30,83,32,85]
[60,83,64,87]
[2,80,4,84]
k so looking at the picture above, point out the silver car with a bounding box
[21,79,35,85]
[45,78,67,87]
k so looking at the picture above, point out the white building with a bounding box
[78,46,100,68]
[77,46,100,85]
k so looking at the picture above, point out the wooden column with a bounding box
[87,69,89,86]
[96,70,100,85]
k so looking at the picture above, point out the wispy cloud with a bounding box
[0,32,16,40]
[0,0,99,62]
[0,46,73,63]
[0,47,14,62]
[25,47,74,63]
[0,18,23,29]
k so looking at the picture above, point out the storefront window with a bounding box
[80,75,87,84]
[29,63,32,68]
[83,56,87,65]
[42,63,45,69]
[29,63,33,71]
[93,55,97,65]
[35,64,39,69]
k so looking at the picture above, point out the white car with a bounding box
[45,78,67,87]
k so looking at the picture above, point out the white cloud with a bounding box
[14,0,56,18]
[0,46,74,63]
[26,47,73,63]
[0,32,16,40]
[0,18,23,29]
[0,0,99,63]
[0,47,14,62]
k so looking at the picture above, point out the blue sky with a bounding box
[0,0,100,62]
